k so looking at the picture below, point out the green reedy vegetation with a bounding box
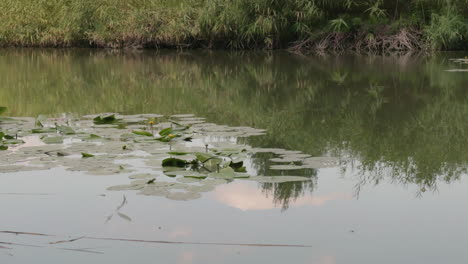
[0,0,467,50]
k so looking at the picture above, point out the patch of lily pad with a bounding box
[0,111,338,201]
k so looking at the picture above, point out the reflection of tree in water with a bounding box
[350,160,467,197]
[1,50,467,201]
[241,54,468,196]
[249,152,317,210]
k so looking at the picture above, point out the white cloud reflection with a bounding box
[214,181,350,211]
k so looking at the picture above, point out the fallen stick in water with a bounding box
[1,230,311,248]
[0,231,50,236]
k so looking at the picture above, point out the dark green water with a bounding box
[0,49,467,263]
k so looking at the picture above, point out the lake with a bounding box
[0,49,467,263]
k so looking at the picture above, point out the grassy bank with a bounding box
[0,0,467,51]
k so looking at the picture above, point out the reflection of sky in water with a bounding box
[1,50,467,263]
[1,164,468,263]
[213,181,350,211]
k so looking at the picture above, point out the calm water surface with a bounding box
[0,49,467,263]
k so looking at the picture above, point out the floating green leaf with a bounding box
[185,175,208,179]
[210,167,236,179]
[41,136,64,144]
[93,114,118,124]
[32,128,56,133]
[4,134,15,140]
[81,152,95,158]
[168,151,188,155]
[229,160,244,169]
[162,158,188,167]
[132,130,153,137]
[159,127,173,136]
[0,107,6,115]
[3,139,24,145]
[0,145,7,151]
[195,152,214,163]
[57,125,75,135]
[35,114,48,127]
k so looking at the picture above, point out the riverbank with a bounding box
[0,0,467,51]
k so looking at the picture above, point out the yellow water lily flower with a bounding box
[168,134,176,138]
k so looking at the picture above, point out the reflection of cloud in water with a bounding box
[310,255,336,264]
[177,251,194,264]
[214,182,350,211]
[168,227,193,239]
[9,135,45,151]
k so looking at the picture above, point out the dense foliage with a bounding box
[0,0,467,51]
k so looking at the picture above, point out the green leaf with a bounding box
[81,152,95,158]
[35,114,48,127]
[4,135,15,140]
[234,166,247,173]
[117,124,127,129]
[159,127,173,136]
[4,139,24,145]
[32,128,55,133]
[210,167,236,179]
[93,114,118,124]
[162,158,188,167]
[132,130,153,137]
[185,175,208,179]
[41,136,64,144]
[0,132,4,140]
[195,152,214,163]
[0,145,8,151]
[156,136,172,142]
[89,134,101,138]
[168,151,188,155]
[229,160,244,169]
[57,125,75,135]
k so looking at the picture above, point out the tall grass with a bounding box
[0,0,466,50]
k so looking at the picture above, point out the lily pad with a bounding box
[128,173,155,179]
[133,130,153,137]
[93,114,119,125]
[162,158,188,167]
[302,157,339,168]
[81,152,95,158]
[166,191,201,201]
[168,151,188,155]
[57,125,75,135]
[41,136,64,144]
[270,164,306,170]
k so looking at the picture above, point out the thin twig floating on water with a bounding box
[0,230,311,248]
[49,236,85,245]
[1,241,104,255]
[0,231,50,236]
[0,241,42,248]
[57,247,104,254]
[0,193,54,196]
[85,237,311,247]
